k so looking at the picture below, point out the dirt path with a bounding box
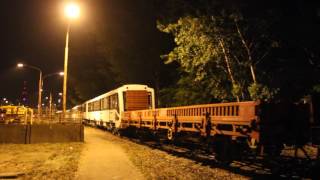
[75,127,144,180]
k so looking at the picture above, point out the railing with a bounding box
[30,113,83,124]
[122,101,259,141]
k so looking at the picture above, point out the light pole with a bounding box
[42,72,64,116]
[63,2,80,115]
[42,72,64,88]
[17,63,42,119]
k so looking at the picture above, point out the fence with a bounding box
[33,115,82,124]
[0,124,84,144]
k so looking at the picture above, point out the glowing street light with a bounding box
[42,71,64,82]
[65,2,80,19]
[17,63,24,68]
[62,2,80,115]
[17,63,64,118]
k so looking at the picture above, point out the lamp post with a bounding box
[42,72,64,117]
[17,63,42,119]
[63,2,80,115]
[42,72,64,87]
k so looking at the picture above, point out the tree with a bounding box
[157,8,281,102]
[158,16,239,103]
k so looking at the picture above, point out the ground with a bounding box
[103,131,247,179]
[78,127,247,179]
[75,127,144,180]
[0,127,248,179]
[0,143,82,179]
[1,127,317,179]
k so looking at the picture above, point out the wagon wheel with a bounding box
[167,128,175,141]
[112,128,122,137]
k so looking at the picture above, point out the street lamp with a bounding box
[41,71,63,118]
[42,72,64,83]
[63,2,80,115]
[41,71,64,101]
[65,3,80,19]
[17,63,42,119]
[17,65,64,117]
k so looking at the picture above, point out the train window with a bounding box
[93,100,100,111]
[102,97,109,110]
[110,94,119,111]
[107,97,110,109]
[101,98,105,109]
[110,95,114,109]
[90,102,94,112]
[88,103,91,112]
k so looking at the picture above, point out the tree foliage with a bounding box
[157,12,278,104]
[157,0,320,105]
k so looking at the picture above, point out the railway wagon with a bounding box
[121,101,260,159]
[81,84,155,131]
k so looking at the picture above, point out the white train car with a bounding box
[82,84,155,130]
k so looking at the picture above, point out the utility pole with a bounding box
[49,92,52,120]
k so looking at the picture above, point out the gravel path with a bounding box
[75,127,144,180]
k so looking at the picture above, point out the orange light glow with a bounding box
[65,2,80,19]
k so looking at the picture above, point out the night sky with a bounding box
[1,0,319,106]
[0,0,163,106]
[1,1,75,105]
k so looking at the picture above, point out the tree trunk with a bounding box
[153,71,160,108]
[219,39,240,102]
[234,20,257,84]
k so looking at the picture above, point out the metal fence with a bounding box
[33,114,82,124]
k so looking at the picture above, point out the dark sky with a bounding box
[1,0,319,106]
[0,0,162,105]
[0,1,73,104]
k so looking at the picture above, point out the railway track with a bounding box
[100,126,319,179]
